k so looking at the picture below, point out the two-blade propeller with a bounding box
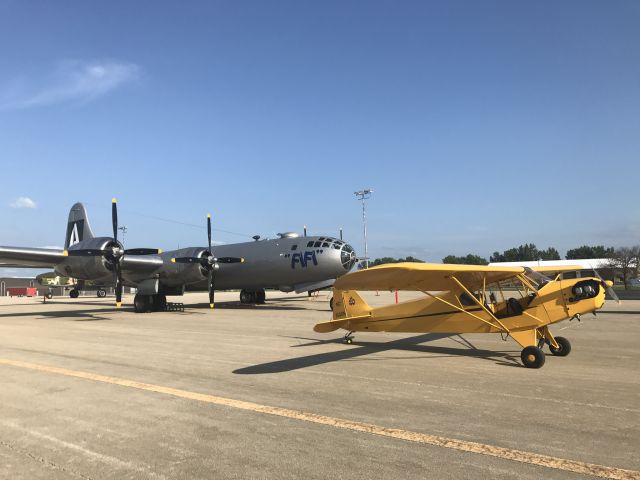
[171,214,243,308]
[592,268,621,304]
[64,198,161,307]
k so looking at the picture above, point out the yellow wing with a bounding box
[334,262,525,292]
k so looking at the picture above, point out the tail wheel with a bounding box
[549,336,571,357]
[97,289,107,298]
[69,289,79,299]
[521,346,546,369]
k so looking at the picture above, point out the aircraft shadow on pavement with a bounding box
[187,301,309,311]
[0,307,115,321]
[233,333,521,374]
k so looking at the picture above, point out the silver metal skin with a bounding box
[0,203,356,297]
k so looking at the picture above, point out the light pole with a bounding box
[354,189,373,268]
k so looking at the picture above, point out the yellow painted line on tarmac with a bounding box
[1,358,638,480]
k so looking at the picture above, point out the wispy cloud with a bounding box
[1,60,141,110]
[9,197,37,209]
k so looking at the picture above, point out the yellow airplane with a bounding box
[314,263,616,368]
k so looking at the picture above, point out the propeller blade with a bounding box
[592,268,621,304]
[216,257,244,264]
[112,198,118,242]
[208,268,215,309]
[114,261,123,307]
[207,213,212,253]
[65,249,107,257]
[171,257,205,264]
[124,248,162,255]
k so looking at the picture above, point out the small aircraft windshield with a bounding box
[522,268,552,290]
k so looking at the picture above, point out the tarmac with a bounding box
[0,290,638,480]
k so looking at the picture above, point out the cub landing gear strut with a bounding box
[518,328,572,368]
[343,331,354,344]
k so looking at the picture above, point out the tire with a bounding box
[549,336,571,357]
[240,290,255,304]
[256,290,266,304]
[134,294,151,313]
[329,297,334,311]
[69,289,79,299]
[521,346,546,369]
[97,289,107,298]
[45,293,53,300]
[152,295,167,312]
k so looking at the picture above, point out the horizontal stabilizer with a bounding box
[313,314,371,333]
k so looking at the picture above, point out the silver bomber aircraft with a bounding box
[0,201,357,312]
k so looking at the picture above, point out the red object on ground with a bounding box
[395,290,399,304]
[7,287,38,297]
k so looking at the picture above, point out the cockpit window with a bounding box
[523,267,552,290]
[322,242,329,247]
[314,241,321,247]
[307,241,314,247]
[318,237,325,241]
[291,245,298,251]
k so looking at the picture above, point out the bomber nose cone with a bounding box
[340,244,356,270]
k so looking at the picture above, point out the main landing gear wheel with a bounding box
[329,297,334,311]
[521,346,545,369]
[256,289,266,304]
[240,289,253,304]
[69,289,79,299]
[97,289,107,298]
[152,294,167,312]
[134,294,152,313]
[549,336,571,357]
[343,331,354,344]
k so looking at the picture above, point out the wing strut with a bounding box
[448,275,511,334]
[421,290,506,332]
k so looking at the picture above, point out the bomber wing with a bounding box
[333,262,525,292]
[0,246,66,268]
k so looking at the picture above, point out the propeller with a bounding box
[592,267,620,304]
[171,213,243,309]
[64,198,162,307]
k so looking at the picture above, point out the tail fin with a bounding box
[333,289,371,321]
[313,289,372,333]
[64,203,95,249]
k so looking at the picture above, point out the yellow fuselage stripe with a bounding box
[0,358,637,480]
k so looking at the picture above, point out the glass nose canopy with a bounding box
[340,244,356,270]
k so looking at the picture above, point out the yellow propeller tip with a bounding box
[207,213,211,219]
[116,302,122,308]
[112,197,117,203]
[63,250,69,257]
[158,249,163,254]
[210,304,214,309]
[170,258,176,263]
[241,258,245,263]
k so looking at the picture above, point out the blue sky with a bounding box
[1,0,638,267]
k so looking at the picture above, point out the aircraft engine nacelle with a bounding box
[54,237,116,282]
[160,247,211,287]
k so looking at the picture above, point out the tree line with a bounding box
[364,244,640,288]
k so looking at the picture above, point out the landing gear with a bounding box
[152,294,167,312]
[549,336,571,357]
[240,289,266,305]
[69,289,79,299]
[134,294,152,313]
[521,346,545,369]
[96,289,107,298]
[329,297,334,311]
[343,331,354,344]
